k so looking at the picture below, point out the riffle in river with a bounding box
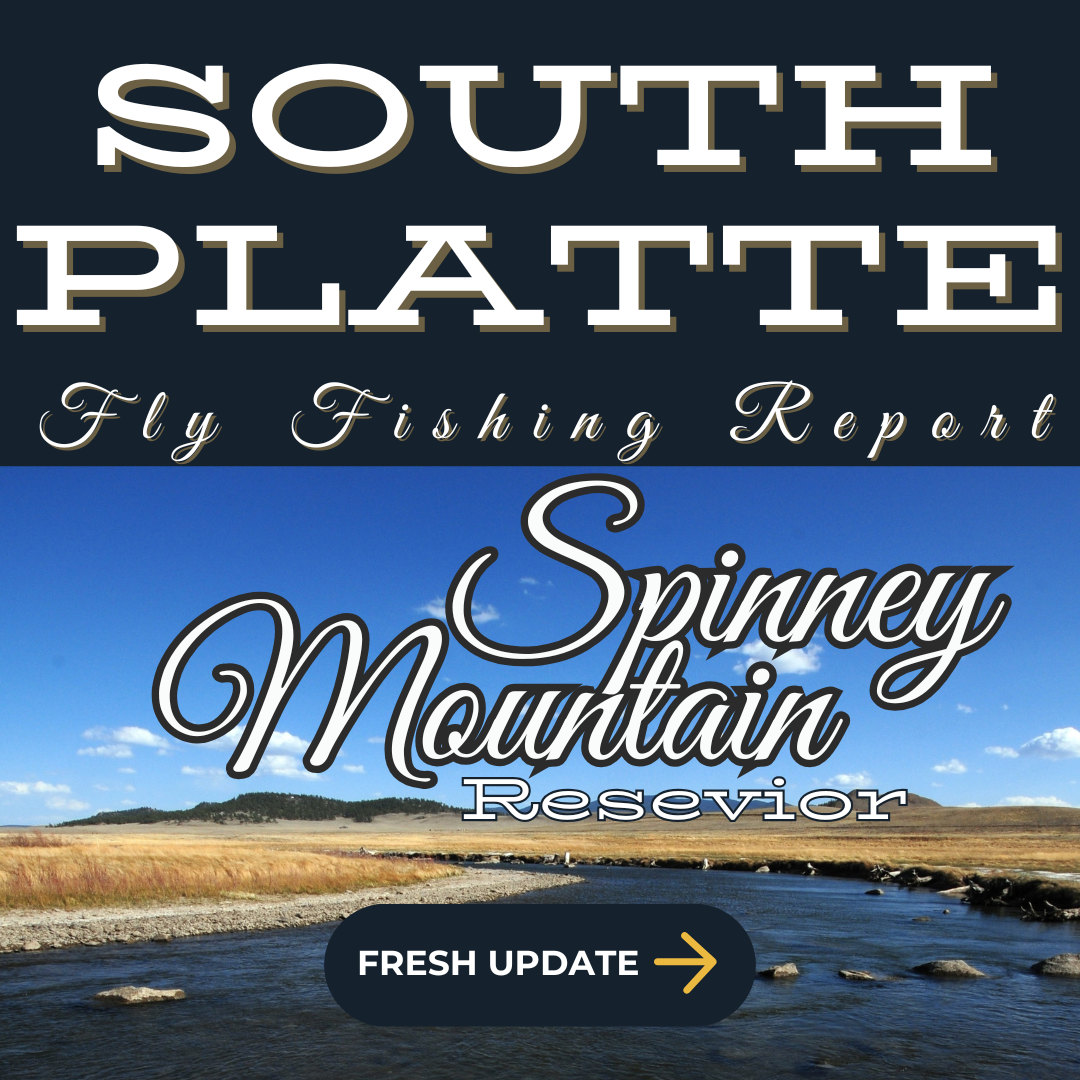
[2,866,1078,1080]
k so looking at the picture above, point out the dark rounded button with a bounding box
[325,903,756,1026]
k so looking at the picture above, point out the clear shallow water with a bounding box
[2,867,1078,1080]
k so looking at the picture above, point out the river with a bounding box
[3,866,1078,1079]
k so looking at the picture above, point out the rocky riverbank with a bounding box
[373,850,1080,917]
[0,868,581,954]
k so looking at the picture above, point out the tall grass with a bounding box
[2,830,67,848]
[0,837,459,909]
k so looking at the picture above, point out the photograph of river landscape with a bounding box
[2,466,1079,1078]
[3,843,1079,1079]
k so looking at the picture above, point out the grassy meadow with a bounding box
[0,831,459,910]
[323,800,1080,875]
[3,798,1077,911]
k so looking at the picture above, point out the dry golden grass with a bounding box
[308,803,1080,874]
[4,801,1074,911]
[327,829,1080,874]
[0,835,460,910]
[1,830,66,848]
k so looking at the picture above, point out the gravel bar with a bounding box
[0,869,582,954]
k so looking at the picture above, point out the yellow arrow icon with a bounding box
[653,931,718,994]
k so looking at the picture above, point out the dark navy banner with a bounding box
[7,9,1073,465]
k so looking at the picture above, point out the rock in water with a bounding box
[912,916,932,922]
[838,970,877,981]
[94,986,186,1004]
[759,963,799,978]
[911,960,986,977]
[1030,953,1080,976]
[755,865,771,873]
[865,888,885,895]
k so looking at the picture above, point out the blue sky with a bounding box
[1,466,1077,825]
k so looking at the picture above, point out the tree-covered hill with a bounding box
[56,792,458,826]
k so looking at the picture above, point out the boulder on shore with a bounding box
[759,962,799,978]
[22,940,42,951]
[94,986,186,1004]
[911,959,985,978]
[1030,953,1080,976]
[755,865,771,873]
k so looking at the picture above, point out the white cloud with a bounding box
[268,730,309,755]
[78,744,133,758]
[956,704,975,714]
[114,726,170,749]
[1000,796,1072,808]
[519,577,539,586]
[260,754,312,779]
[933,758,967,774]
[828,771,871,787]
[117,767,136,774]
[1,780,72,795]
[985,745,1019,758]
[1019,726,1080,760]
[94,784,109,792]
[80,725,170,756]
[367,736,385,744]
[960,802,981,808]
[416,598,500,624]
[342,764,366,773]
[181,766,224,777]
[733,640,822,676]
[124,785,135,792]
[220,728,309,754]
[46,797,90,811]
[83,725,169,749]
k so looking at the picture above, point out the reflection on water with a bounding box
[3,867,1078,1080]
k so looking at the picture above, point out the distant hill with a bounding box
[488,796,780,816]
[55,789,945,827]
[483,796,779,816]
[896,792,941,808]
[819,790,941,811]
[56,792,458,827]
